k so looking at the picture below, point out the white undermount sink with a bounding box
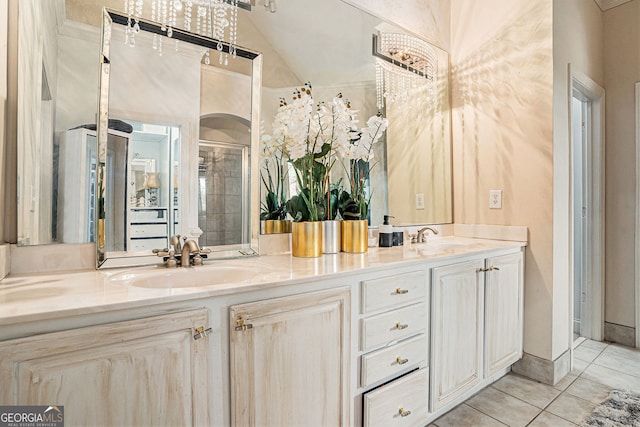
[411,239,474,255]
[109,264,266,289]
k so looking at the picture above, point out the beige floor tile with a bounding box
[432,404,506,427]
[581,363,640,392]
[465,387,539,427]
[593,344,640,377]
[573,345,603,363]
[564,377,613,405]
[571,357,589,374]
[578,339,608,352]
[528,411,577,427]
[491,373,560,409]
[553,373,578,391]
[546,394,596,424]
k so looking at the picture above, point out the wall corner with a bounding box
[0,243,9,280]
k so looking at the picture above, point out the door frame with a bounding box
[568,66,605,343]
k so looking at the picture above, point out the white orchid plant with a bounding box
[264,82,387,222]
[339,113,389,221]
[260,126,288,221]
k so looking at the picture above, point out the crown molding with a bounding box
[594,0,632,11]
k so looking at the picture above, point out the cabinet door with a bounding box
[485,251,524,376]
[431,260,484,412]
[230,288,350,427]
[0,309,209,427]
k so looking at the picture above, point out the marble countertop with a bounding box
[0,237,526,326]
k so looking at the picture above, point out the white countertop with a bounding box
[0,237,526,326]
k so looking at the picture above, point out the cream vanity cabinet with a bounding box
[0,309,210,426]
[360,270,430,427]
[430,251,524,412]
[430,259,485,412]
[229,287,351,427]
[484,252,525,376]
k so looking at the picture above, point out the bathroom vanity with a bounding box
[0,237,525,426]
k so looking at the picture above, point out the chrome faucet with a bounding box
[154,236,210,268]
[181,238,202,267]
[414,226,439,243]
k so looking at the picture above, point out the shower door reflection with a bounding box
[198,141,249,247]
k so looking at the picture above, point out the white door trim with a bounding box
[635,82,640,348]
[568,65,605,342]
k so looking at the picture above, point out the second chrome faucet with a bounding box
[413,226,439,243]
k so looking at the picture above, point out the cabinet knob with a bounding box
[398,407,412,417]
[395,322,409,330]
[396,356,409,365]
[193,326,212,340]
[395,288,409,295]
[234,319,254,332]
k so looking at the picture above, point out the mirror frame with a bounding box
[96,8,262,268]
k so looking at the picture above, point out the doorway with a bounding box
[571,93,589,343]
[569,68,605,346]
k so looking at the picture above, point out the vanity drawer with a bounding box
[361,334,427,388]
[130,223,167,238]
[362,271,426,314]
[363,368,429,427]
[361,302,426,351]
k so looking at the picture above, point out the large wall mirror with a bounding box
[15,0,450,265]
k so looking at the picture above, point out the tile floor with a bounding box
[430,339,640,426]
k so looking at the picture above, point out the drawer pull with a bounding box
[396,356,409,365]
[395,322,409,330]
[477,266,501,273]
[395,288,409,295]
[398,407,412,417]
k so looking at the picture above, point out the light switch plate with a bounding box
[415,193,425,210]
[489,190,502,209]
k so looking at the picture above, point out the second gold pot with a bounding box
[341,220,368,253]
[291,221,323,257]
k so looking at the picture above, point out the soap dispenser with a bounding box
[379,215,394,247]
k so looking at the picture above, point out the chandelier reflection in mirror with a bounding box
[374,32,438,109]
[123,0,250,65]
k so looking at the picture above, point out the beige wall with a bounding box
[450,0,555,360]
[603,1,640,328]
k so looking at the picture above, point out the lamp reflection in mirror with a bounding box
[374,32,438,109]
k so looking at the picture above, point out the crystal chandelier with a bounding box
[124,0,245,65]
[374,32,438,109]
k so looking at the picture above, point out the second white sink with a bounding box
[109,264,267,289]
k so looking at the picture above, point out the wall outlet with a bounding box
[415,193,425,210]
[489,190,502,209]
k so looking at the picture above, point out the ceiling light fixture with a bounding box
[124,0,252,65]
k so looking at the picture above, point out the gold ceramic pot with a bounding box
[291,221,323,257]
[261,219,292,234]
[341,219,368,253]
